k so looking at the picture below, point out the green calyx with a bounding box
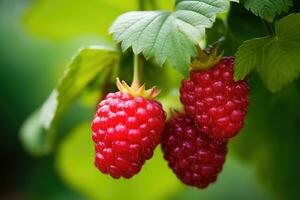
[191,43,223,71]
[116,54,160,100]
[116,78,160,100]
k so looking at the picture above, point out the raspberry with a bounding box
[92,92,166,179]
[161,114,227,188]
[180,57,249,139]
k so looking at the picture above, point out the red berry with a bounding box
[180,57,249,139]
[161,114,227,189]
[92,92,166,179]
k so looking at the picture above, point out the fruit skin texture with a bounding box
[180,57,249,139]
[162,114,227,189]
[92,92,166,179]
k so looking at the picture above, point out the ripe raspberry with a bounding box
[161,114,227,188]
[92,91,166,179]
[180,57,249,139]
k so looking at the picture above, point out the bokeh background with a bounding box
[1,0,299,200]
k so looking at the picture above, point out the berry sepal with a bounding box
[116,78,160,100]
[191,43,223,71]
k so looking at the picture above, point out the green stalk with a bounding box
[262,19,275,36]
[139,0,145,10]
[150,0,158,10]
[131,54,141,89]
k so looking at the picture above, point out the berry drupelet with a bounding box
[180,56,249,139]
[162,114,227,188]
[92,79,166,179]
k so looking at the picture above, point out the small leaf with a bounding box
[234,13,300,92]
[234,36,273,80]
[20,111,53,155]
[110,0,231,75]
[242,0,292,22]
[20,45,120,156]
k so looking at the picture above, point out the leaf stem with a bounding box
[131,54,141,89]
[150,0,158,10]
[262,20,275,36]
[139,0,145,10]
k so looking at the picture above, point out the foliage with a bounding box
[234,13,300,92]
[16,0,300,200]
[20,45,120,155]
[110,0,234,75]
[242,0,292,22]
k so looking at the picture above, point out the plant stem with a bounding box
[131,54,140,89]
[262,20,275,36]
[139,0,145,10]
[150,0,158,10]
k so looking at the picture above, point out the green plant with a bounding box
[20,0,300,199]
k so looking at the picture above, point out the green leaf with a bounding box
[56,122,182,200]
[242,0,292,22]
[206,3,267,56]
[234,13,300,92]
[20,111,52,156]
[20,45,120,156]
[234,36,273,80]
[110,0,231,75]
[23,0,175,40]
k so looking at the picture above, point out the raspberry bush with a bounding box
[19,0,300,199]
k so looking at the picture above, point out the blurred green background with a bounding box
[0,0,299,200]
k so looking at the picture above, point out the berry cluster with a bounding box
[91,55,249,189]
[161,56,248,188]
